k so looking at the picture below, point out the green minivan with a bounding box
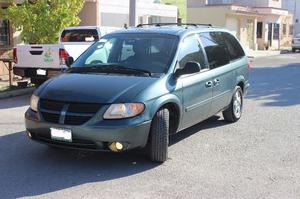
[25,24,250,162]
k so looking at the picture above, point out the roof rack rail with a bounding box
[136,23,212,28]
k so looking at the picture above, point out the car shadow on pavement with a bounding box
[0,131,159,198]
[0,95,30,109]
[0,115,229,198]
[247,63,300,107]
[169,115,228,146]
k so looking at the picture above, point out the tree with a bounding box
[0,0,85,44]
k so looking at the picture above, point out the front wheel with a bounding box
[149,108,169,163]
[222,86,243,122]
[292,48,296,53]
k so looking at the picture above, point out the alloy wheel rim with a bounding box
[233,90,242,118]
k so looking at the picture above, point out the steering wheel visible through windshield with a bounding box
[73,33,179,75]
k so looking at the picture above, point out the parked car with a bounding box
[292,33,300,52]
[25,23,250,162]
[13,26,120,86]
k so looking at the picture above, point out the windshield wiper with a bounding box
[107,64,152,76]
[67,64,152,76]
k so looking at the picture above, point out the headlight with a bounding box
[30,94,39,112]
[103,103,145,119]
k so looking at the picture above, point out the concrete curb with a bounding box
[0,87,35,99]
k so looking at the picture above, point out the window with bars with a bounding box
[273,23,280,40]
[0,20,10,46]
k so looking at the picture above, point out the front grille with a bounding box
[40,99,102,125]
[40,100,64,111]
[41,112,60,123]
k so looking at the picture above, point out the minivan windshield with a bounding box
[73,33,179,74]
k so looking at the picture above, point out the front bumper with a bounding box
[25,109,152,151]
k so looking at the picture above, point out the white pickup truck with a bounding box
[13,26,120,85]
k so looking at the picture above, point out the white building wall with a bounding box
[187,0,282,8]
[99,0,177,27]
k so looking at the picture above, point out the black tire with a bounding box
[222,86,243,123]
[149,108,169,163]
[292,48,296,53]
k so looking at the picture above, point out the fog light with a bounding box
[108,142,123,152]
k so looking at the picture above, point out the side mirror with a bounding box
[174,61,201,78]
[66,56,74,67]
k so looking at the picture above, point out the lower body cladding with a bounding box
[25,111,152,152]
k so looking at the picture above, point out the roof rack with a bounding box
[136,23,212,28]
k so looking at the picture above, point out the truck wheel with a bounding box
[292,48,296,53]
[31,78,45,87]
[149,108,169,163]
[222,86,243,122]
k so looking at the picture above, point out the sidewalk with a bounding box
[0,75,33,99]
[246,49,281,59]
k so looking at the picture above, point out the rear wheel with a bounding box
[149,108,169,163]
[223,86,243,122]
[292,48,296,53]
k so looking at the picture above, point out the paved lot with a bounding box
[0,53,300,199]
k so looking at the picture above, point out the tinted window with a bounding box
[222,32,245,60]
[177,35,207,70]
[60,29,99,42]
[199,32,230,69]
[74,33,179,74]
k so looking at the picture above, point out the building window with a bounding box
[282,24,287,35]
[257,22,263,38]
[273,23,280,40]
[0,20,10,46]
[289,25,294,35]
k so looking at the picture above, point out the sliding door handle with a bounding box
[214,78,220,86]
[205,81,212,88]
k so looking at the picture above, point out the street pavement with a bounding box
[0,53,299,199]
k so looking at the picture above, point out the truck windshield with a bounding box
[60,29,99,42]
[73,33,179,74]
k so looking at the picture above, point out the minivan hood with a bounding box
[37,73,158,103]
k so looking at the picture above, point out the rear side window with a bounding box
[60,29,99,42]
[199,32,230,69]
[177,35,208,70]
[222,32,245,60]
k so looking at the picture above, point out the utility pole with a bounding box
[129,0,137,27]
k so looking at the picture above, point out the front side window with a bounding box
[73,33,179,74]
[177,34,207,70]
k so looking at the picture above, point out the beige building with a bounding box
[187,0,293,50]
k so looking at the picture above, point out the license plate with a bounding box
[37,69,46,76]
[50,128,72,142]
